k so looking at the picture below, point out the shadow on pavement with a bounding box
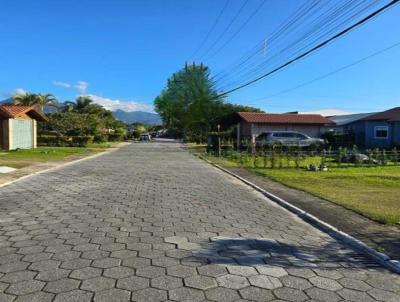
[191,237,382,270]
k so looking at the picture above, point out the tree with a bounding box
[39,96,126,142]
[154,63,262,142]
[14,93,57,111]
[154,63,224,141]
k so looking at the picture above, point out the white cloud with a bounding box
[300,108,352,116]
[53,80,89,94]
[87,94,153,112]
[75,81,89,94]
[14,88,27,95]
[2,88,27,98]
[52,81,72,89]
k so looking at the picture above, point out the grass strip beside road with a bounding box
[0,143,116,169]
[204,154,400,225]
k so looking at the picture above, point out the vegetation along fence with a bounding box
[207,143,400,169]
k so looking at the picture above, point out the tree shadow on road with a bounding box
[190,237,383,270]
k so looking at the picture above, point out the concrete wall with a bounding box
[0,118,37,150]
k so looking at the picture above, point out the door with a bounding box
[11,119,33,149]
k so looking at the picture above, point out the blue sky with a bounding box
[0,0,399,114]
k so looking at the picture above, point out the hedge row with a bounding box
[38,135,93,147]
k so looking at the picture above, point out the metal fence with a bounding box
[208,145,400,169]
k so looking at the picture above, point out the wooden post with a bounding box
[217,124,221,157]
[236,122,240,150]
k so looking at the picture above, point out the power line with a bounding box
[217,0,375,89]
[188,0,230,61]
[199,0,249,60]
[204,0,267,61]
[212,0,319,82]
[251,40,400,102]
[215,0,399,98]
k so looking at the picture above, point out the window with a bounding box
[374,126,388,139]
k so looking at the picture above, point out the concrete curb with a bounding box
[198,155,400,274]
[0,143,131,189]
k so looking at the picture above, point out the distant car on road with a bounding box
[255,131,325,148]
[139,133,152,142]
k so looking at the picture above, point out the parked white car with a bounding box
[256,131,325,148]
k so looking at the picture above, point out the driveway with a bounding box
[0,142,398,302]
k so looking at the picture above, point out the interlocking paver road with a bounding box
[0,142,399,302]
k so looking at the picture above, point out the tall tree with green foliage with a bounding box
[154,63,262,141]
[14,93,57,111]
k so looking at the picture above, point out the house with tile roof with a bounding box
[0,104,48,150]
[222,112,335,147]
[327,107,400,148]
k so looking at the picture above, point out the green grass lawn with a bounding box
[204,155,400,225]
[0,143,114,169]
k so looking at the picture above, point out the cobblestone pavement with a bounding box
[0,142,399,302]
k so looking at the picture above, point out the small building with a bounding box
[328,107,400,148]
[222,112,335,146]
[0,104,48,150]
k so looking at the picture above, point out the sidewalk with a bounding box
[0,142,130,187]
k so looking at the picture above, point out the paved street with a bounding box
[0,142,399,302]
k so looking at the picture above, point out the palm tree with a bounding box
[13,92,57,111]
[75,96,93,111]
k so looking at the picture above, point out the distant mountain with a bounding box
[0,98,13,104]
[112,110,162,125]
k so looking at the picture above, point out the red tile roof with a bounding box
[237,112,334,125]
[0,104,48,121]
[361,107,400,122]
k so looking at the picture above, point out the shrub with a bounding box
[71,136,93,147]
[107,133,123,142]
[38,135,71,147]
[38,135,93,147]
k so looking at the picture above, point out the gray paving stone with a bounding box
[184,275,217,290]
[309,276,343,291]
[117,276,149,291]
[338,288,375,302]
[35,269,70,282]
[103,266,135,279]
[305,287,342,302]
[227,265,258,276]
[217,274,249,289]
[43,278,80,293]
[53,289,93,302]
[0,271,37,283]
[69,267,102,280]
[239,287,275,302]
[131,288,167,302]
[368,288,400,302]
[169,287,205,302]
[5,280,45,295]
[151,275,182,290]
[206,287,241,302]
[273,287,308,302]
[167,265,196,278]
[81,276,116,292]
[0,293,17,302]
[280,275,312,290]
[248,275,282,290]
[14,291,54,302]
[94,288,131,302]
[0,142,399,302]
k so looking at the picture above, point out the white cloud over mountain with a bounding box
[300,108,352,116]
[53,80,89,94]
[87,94,153,112]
